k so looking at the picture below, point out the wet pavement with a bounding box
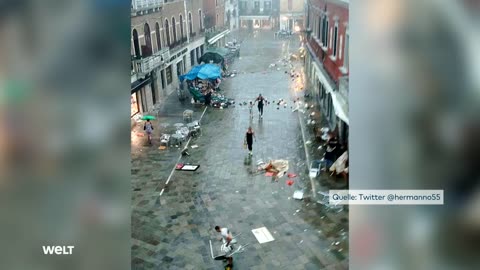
[132,30,348,269]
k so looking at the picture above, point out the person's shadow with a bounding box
[244,154,252,165]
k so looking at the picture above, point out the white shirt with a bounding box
[220,228,230,239]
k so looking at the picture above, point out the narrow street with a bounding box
[132,30,348,270]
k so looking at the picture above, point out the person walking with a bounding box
[215,225,235,247]
[144,119,154,145]
[254,94,266,118]
[244,127,256,156]
[248,101,254,119]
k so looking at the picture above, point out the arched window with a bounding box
[188,12,193,34]
[144,23,152,55]
[155,22,161,50]
[179,15,184,39]
[198,10,203,30]
[132,29,140,57]
[164,19,170,46]
[172,17,177,43]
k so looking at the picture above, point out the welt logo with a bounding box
[42,246,74,255]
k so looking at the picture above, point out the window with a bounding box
[306,6,310,29]
[264,1,271,11]
[190,50,195,66]
[144,23,152,56]
[239,1,247,10]
[164,19,170,46]
[254,1,260,10]
[333,24,338,57]
[132,29,140,57]
[160,70,165,88]
[172,17,177,43]
[188,12,193,35]
[177,61,183,77]
[216,0,218,6]
[317,16,321,39]
[216,14,219,25]
[179,15,184,39]
[198,10,203,30]
[166,65,172,85]
[322,16,328,47]
[155,23,161,50]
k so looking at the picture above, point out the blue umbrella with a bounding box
[180,64,222,82]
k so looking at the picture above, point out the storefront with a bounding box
[131,93,139,117]
[131,76,153,119]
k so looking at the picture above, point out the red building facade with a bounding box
[304,0,349,143]
[203,0,225,29]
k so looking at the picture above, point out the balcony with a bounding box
[239,8,272,16]
[131,0,163,13]
[132,47,170,77]
[168,37,187,49]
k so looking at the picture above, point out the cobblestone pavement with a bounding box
[132,30,348,270]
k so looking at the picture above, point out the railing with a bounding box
[131,0,163,12]
[239,9,272,16]
[132,47,170,76]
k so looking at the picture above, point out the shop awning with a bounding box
[208,29,231,45]
[239,15,271,20]
[331,92,349,125]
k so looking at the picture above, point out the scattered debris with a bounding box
[175,164,200,171]
[293,190,304,200]
[191,144,199,149]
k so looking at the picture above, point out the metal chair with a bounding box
[183,110,193,122]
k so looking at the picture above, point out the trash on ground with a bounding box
[309,160,322,178]
[265,172,274,177]
[298,240,304,244]
[158,146,167,150]
[286,179,294,186]
[287,173,297,178]
[191,144,199,149]
[257,159,289,180]
[251,227,275,244]
[175,164,200,171]
[296,209,300,213]
[293,190,304,200]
